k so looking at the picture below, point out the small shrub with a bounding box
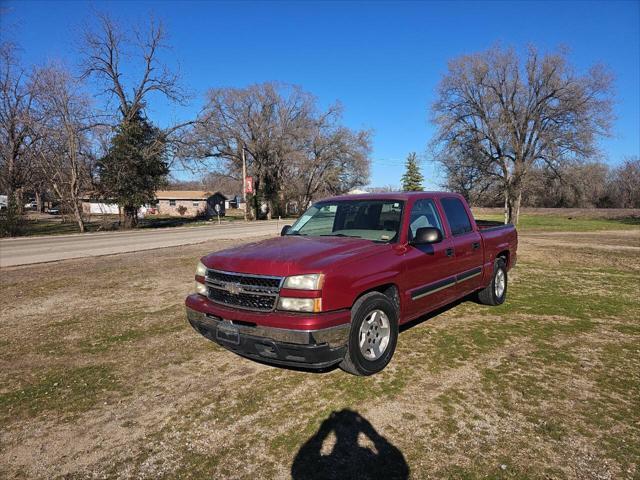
[177,205,188,216]
[0,199,24,237]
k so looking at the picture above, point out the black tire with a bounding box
[339,291,399,376]
[477,258,508,306]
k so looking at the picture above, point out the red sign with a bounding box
[244,176,254,194]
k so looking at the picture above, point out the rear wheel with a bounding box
[340,292,398,376]
[477,258,507,306]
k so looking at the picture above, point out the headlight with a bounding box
[195,261,207,277]
[282,274,324,290]
[194,281,208,296]
[277,297,322,312]
[195,261,207,295]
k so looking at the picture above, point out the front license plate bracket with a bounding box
[217,322,240,345]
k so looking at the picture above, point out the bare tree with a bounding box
[185,83,371,218]
[436,150,497,205]
[32,64,94,232]
[524,161,610,208]
[0,42,39,234]
[431,46,613,224]
[200,172,242,195]
[81,13,185,123]
[186,83,313,218]
[286,108,371,210]
[610,157,640,208]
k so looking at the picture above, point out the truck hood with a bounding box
[202,235,385,276]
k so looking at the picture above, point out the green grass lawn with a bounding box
[2,216,116,236]
[475,213,640,231]
[3,214,249,237]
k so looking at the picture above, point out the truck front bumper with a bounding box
[186,305,350,370]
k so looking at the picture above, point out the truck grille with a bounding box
[205,269,282,312]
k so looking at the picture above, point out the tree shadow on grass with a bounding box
[291,409,409,480]
[616,216,640,226]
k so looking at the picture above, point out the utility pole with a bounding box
[242,146,247,222]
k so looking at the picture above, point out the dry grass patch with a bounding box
[1,226,639,479]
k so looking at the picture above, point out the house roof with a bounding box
[155,190,227,200]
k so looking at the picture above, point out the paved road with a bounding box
[0,221,282,268]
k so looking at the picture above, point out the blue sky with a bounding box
[3,0,639,188]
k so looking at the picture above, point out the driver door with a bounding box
[402,198,457,319]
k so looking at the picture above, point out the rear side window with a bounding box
[441,198,473,236]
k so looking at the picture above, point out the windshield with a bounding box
[286,199,404,243]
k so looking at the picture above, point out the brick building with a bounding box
[155,191,227,217]
[81,191,228,218]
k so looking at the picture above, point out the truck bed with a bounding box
[476,220,518,269]
[476,219,513,232]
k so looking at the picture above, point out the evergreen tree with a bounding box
[97,111,168,228]
[401,152,424,191]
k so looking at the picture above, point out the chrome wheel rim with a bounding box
[495,269,506,298]
[358,309,391,361]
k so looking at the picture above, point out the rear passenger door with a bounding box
[439,197,484,296]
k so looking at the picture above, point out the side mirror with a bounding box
[280,225,292,236]
[412,227,443,245]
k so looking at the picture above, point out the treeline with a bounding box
[0,14,370,236]
[444,158,640,209]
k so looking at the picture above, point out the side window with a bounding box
[408,199,443,239]
[441,198,472,236]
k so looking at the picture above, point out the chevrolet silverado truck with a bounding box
[186,192,517,375]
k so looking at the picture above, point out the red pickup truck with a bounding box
[186,192,517,375]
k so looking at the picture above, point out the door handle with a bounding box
[472,242,481,250]
[445,248,454,257]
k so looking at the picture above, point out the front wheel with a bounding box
[477,258,507,306]
[339,292,399,376]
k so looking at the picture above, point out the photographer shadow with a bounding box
[291,409,409,480]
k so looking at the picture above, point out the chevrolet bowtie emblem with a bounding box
[225,282,242,295]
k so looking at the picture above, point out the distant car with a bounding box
[24,201,38,210]
[46,207,61,215]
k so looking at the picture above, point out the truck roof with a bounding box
[321,191,463,202]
